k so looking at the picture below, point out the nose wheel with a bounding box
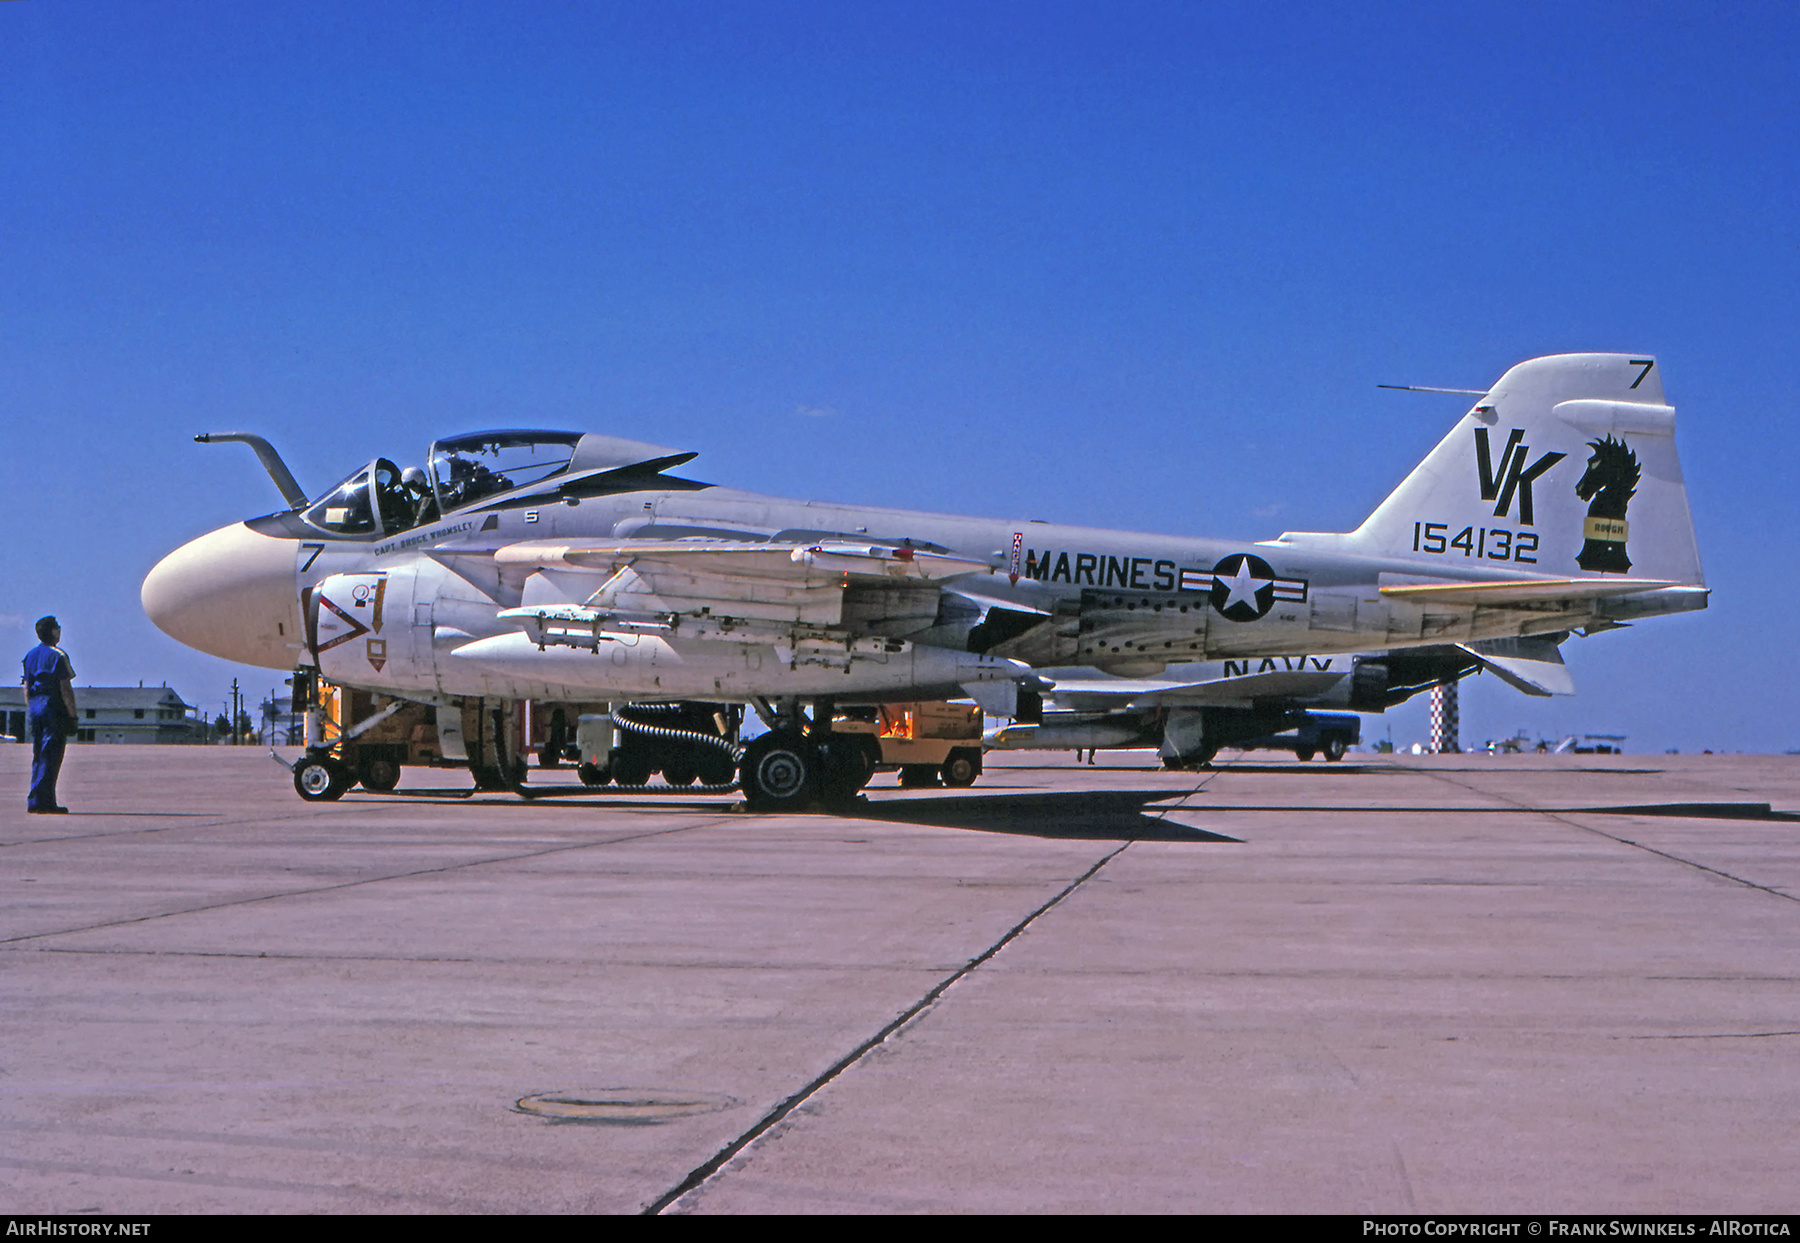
[294,755,353,801]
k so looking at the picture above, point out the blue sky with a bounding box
[3,1,1795,751]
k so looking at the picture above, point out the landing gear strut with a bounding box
[465,698,527,793]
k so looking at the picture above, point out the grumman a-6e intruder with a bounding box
[143,353,1706,809]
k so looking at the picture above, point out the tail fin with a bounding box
[1274,353,1704,586]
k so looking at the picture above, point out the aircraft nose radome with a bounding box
[142,524,304,670]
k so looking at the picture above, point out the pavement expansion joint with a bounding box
[643,834,1148,1215]
[639,776,1228,1214]
[1624,1030,1800,1041]
[1417,768,1800,907]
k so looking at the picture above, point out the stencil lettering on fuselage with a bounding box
[1022,549,1305,622]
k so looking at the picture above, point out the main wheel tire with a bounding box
[537,743,562,769]
[898,764,939,788]
[853,737,880,787]
[1323,735,1348,762]
[470,765,509,791]
[662,759,698,788]
[740,731,817,811]
[577,762,611,787]
[1295,746,1316,762]
[295,757,349,802]
[940,748,981,788]
[818,738,877,807]
[358,756,401,793]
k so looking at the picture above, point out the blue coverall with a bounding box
[23,643,73,812]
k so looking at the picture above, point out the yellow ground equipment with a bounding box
[834,700,984,788]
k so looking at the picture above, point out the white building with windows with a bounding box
[1,685,206,744]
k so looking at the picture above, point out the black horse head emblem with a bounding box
[1574,436,1639,573]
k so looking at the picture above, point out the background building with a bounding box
[1,685,207,744]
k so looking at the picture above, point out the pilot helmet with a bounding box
[400,466,429,492]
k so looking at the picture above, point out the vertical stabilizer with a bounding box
[1273,354,1704,586]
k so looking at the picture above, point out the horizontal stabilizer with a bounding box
[1458,635,1574,697]
[1378,575,1677,605]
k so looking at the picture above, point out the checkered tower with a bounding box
[1429,681,1460,754]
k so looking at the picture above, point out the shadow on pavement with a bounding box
[1135,801,1797,821]
[1589,802,1799,821]
[845,788,1239,842]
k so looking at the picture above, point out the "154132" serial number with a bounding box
[1412,522,1538,562]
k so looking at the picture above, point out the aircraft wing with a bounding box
[487,538,998,644]
[1040,677,1182,711]
[493,538,993,582]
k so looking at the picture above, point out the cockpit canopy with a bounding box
[428,430,583,513]
[302,458,412,537]
[298,429,697,539]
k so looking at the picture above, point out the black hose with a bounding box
[610,704,741,792]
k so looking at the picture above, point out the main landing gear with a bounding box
[736,702,881,812]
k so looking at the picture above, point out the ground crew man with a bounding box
[23,615,77,814]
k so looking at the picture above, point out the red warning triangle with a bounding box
[315,596,371,653]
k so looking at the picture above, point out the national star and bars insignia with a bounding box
[1179,553,1307,622]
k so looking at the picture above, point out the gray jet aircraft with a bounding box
[142,352,1704,808]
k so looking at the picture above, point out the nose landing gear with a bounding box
[293,754,353,801]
